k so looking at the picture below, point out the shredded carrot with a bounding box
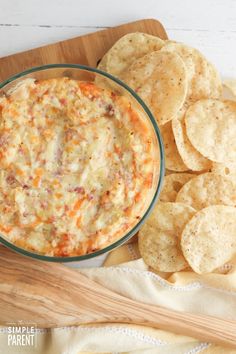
[43,129,53,138]
[72,139,80,145]
[0,224,12,234]
[68,210,76,218]
[128,107,148,135]
[35,168,43,176]
[114,144,121,155]
[76,216,81,228]
[134,192,142,203]
[73,198,85,211]
[16,168,24,176]
[46,118,54,126]
[79,82,101,98]
[143,157,153,164]
[145,140,152,153]
[52,179,61,187]
[32,175,40,188]
[30,135,39,143]
[144,173,153,188]
[65,146,74,153]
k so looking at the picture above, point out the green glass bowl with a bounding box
[0,64,165,262]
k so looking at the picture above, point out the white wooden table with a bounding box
[0,0,235,267]
[1,0,236,78]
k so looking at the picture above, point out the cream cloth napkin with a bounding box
[1,241,236,354]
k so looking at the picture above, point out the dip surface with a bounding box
[0,78,157,256]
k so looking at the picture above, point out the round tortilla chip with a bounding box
[95,53,119,91]
[104,32,164,79]
[160,173,194,202]
[211,161,236,179]
[185,99,236,164]
[123,51,188,125]
[176,172,236,210]
[172,104,211,171]
[161,42,222,101]
[223,80,236,99]
[160,122,188,172]
[139,202,196,272]
[181,205,236,274]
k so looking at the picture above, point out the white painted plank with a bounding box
[0,26,99,57]
[1,0,236,31]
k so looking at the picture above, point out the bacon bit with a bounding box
[0,134,9,147]
[6,175,16,185]
[64,205,69,212]
[22,184,29,189]
[74,186,85,194]
[87,194,94,201]
[111,91,116,99]
[18,146,25,154]
[60,98,67,105]
[0,151,4,160]
[105,104,115,117]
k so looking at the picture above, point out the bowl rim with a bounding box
[0,63,165,262]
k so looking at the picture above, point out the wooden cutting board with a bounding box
[0,19,167,260]
[0,19,168,82]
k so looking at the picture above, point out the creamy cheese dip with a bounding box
[0,78,157,256]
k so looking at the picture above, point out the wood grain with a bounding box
[0,19,167,82]
[0,246,236,348]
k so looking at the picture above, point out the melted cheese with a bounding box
[0,78,157,256]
